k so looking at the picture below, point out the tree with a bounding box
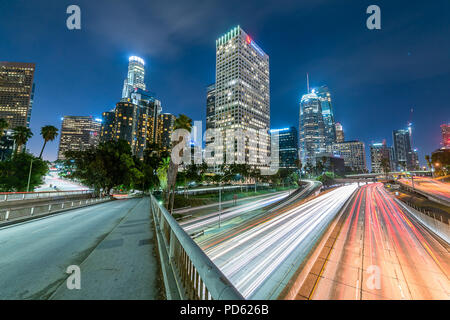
[0,153,48,191]
[157,157,170,193]
[64,140,140,194]
[380,157,390,178]
[425,155,432,171]
[0,118,8,140]
[12,126,33,155]
[39,125,59,159]
[167,114,192,212]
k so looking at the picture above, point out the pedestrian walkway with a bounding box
[50,197,161,300]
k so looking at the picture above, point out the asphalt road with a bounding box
[309,183,450,300]
[198,184,358,299]
[0,198,157,300]
[399,177,450,203]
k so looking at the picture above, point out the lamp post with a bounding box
[26,159,34,192]
[218,173,237,228]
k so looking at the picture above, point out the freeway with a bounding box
[197,183,358,299]
[399,176,450,203]
[306,183,449,300]
[0,198,157,300]
[181,191,291,235]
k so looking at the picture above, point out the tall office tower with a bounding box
[269,127,298,169]
[100,110,116,143]
[370,141,394,173]
[131,88,161,159]
[206,83,216,130]
[156,113,176,154]
[299,92,326,165]
[313,86,336,146]
[57,116,101,160]
[214,26,270,167]
[113,101,140,152]
[328,140,367,172]
[335,122,345,143]
[441,124,450,148]
[393,128,413,171]
[122,56,146,99]
[0,62,35,129]
[411,148,420,170]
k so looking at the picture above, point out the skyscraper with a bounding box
[335,122,344,143]
[57,116,101,160]
[206,83,216,130]
[313,86,336,146]
[269,127,298,169]
[393,129,413,171]
[328,140,366,172]
[299,92,326,164]
[0,62,35,128]
[100,110,115,143]
[113,101,140,151]
[122,56,146,99]
[156,113,176,154]
[441,124,450,148]
[370,141,394,173]
[214,26,270,166]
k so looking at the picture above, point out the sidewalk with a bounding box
[50,197,161,300]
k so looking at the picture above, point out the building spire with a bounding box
[307,73,310,93]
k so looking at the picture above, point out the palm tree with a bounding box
[39,125,58,159]
[12,126,33,155]
[425,155,432,171]
[0,118,8,140]
[167,114,192,212]
[157,157,170,191]
[380,157,390,179]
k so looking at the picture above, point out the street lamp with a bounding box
[26,158,34,192]
[217,173,238,228]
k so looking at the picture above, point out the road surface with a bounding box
[399,176,450,203]
[0,197,158,300]
[198,184,358,299]
[308,183,449,300]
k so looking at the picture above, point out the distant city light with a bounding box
[95,118,103,123]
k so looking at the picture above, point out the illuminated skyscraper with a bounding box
[313,86,336,146]
[441,123,450,148]
[370,141,394,173]
[393,128,413,171]
[328,140,366,172]
[57,116,101,160]
[100,110,115,143]
[214,26,270,166]
[206,83,216,130]
[156,113,176,153]
[335,122,344,143]
[122,56,146,99]
[0,62,35,129]
[269,127,298,169]
[299,92,326,164]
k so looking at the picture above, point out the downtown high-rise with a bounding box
[313,86,336,146]
[213,26,270,167]
[57,116,102,160]
[299,92,326,164]
[392,128,413,171]
[122,56,146,99]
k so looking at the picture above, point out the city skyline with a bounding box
[1,1,449,168]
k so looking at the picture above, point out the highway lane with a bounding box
[198,184,358,299]
[399,176,450,203]
[181,191,291,234]
[309,183,449,300]
[0,198,145,299]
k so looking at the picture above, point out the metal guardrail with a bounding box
[0,197,109,223]
[150,194,244,300]
[0,190,93,202]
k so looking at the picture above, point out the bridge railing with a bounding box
[150,194,243,300]
[0,190,93,202]
[0,196,109,223]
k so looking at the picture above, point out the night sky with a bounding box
[1,0,449,168]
